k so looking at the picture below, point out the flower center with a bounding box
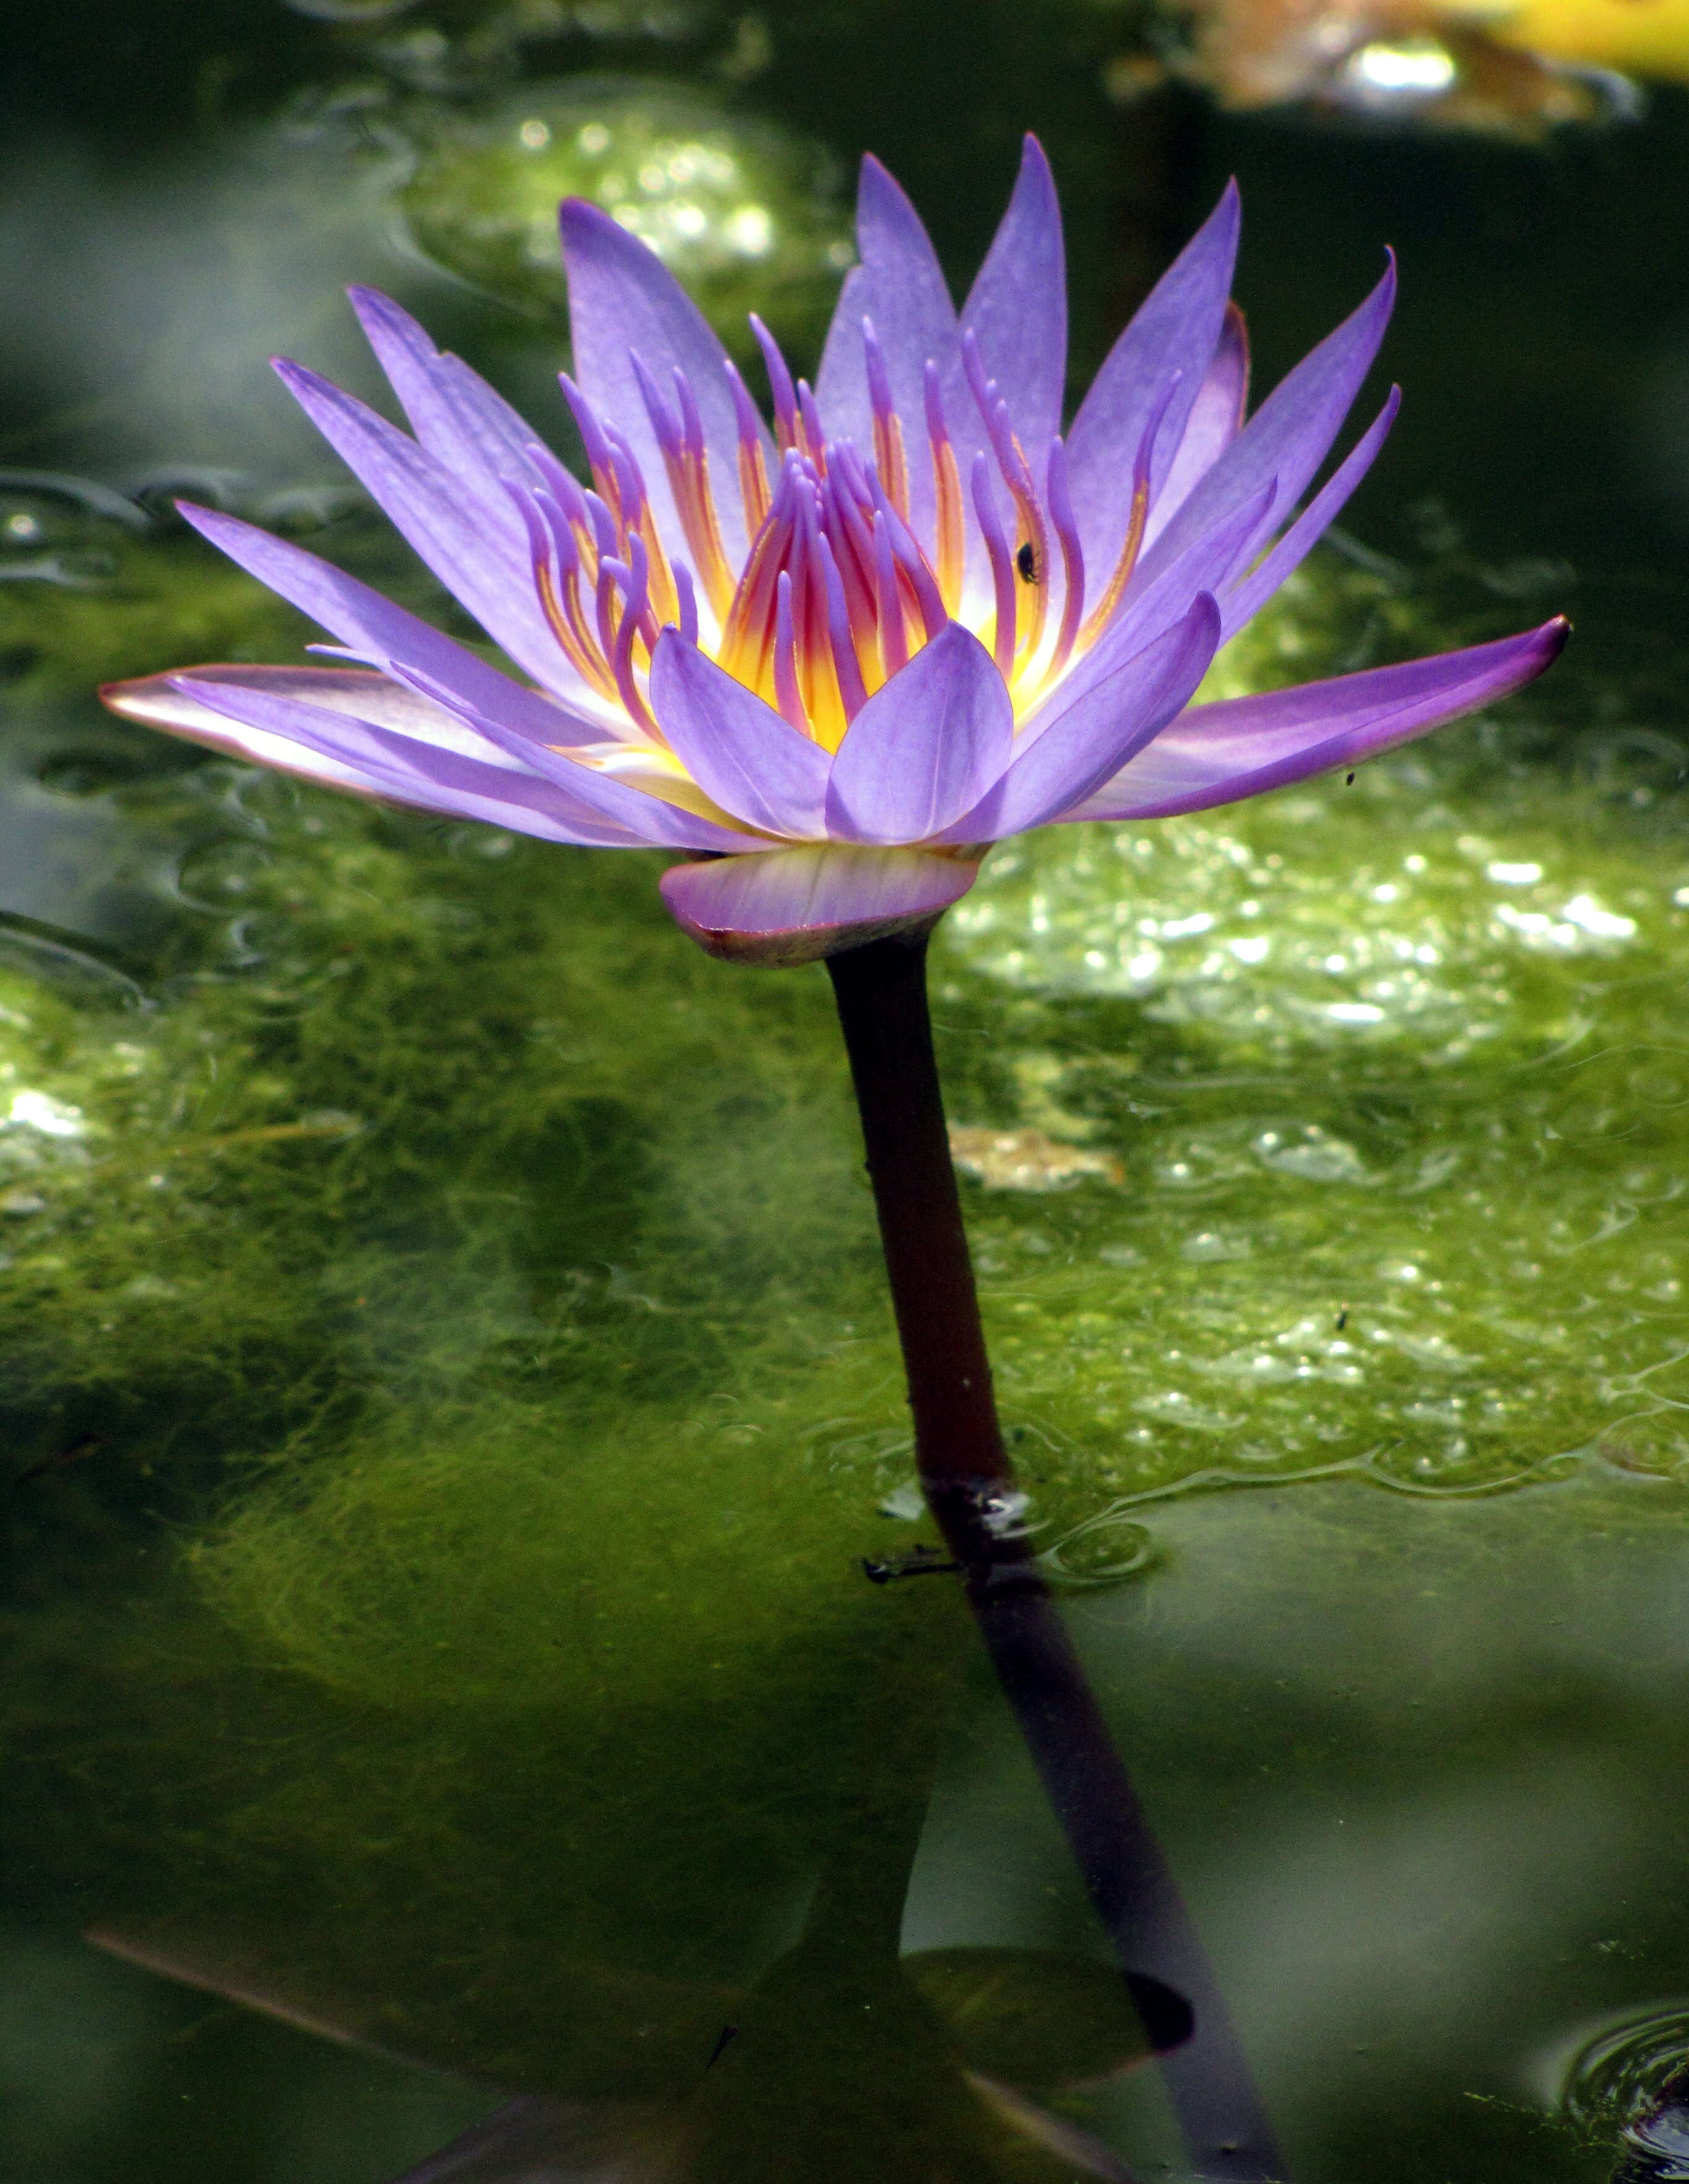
[519,316,1158,759]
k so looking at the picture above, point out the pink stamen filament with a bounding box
[604,540,659,736]
[668,367,735,618]
[772,569,808,733]
[672,558,700,649]
[815,528,868,725]
[923,361,965,615]
[723,356,772,533]
[872,514,910,679]
[797,381,828,472]
[862,319,909,524]
[970,452,1017,683]
[962,333,1050,674]
[750,315,800,452]
[1072,375,1178,658]
[1041,436,1086,690]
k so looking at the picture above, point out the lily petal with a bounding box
[1066,618,1570,822]
[175,503,598,748]
[824,623,1014,845]
[660,844,981,964]
[270,359,581,699]
[816,155,972,546]
[648,633,831,837]
[1019,481,1273,741]
[1145,302,1250,549]
[940,593,1222,841]
[347,287,555,512]
[1220,387,1400,639]
[1138,257,1396,591]
[1064,183,1240,581]
[173,505,759,852]
[558,198,771,572]
[165,670,644,845]
[103,665,413,803]
[960,135,1066,459]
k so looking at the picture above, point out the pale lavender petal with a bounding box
[347,287,554,511]
[1220,387,1399,638]
[110,662,529,765]
[272,359,577,695]
[1063,184,1240,580]
[1138,258,1396,590]
[384,660,772,853]
[824,622,1014,845]
[166,673,643,845]
[939,594,1222,842]
[1065,618,1569,822]
[174,504,758,851]
[103,668,407,802]
[960,135,1066,458]
[647,632,831,837]
[558,198,772,571]
[816,155,973,546]
[176,503,598,746]
[660,843,980,964]
[1144,302,1249,548]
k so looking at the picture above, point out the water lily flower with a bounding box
[103,139,1565,965]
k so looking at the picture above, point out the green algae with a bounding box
[2,544,1685,1522]
[397,79,851,356]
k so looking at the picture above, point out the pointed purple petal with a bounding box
[816,156,972,546]
[941,594,1222,841]
[1138,257,1396,591]
[1145,302,1249,548]
[165,671,642,845]
[103,666,413,803]
[1017,481,1272,741]
[271,359,579,696]
[347,287,555,510]
[1066,619,1569,822]
[173,504,759,852]
[660,843,980,964]
[824,623,1014,845]
[1220,387,1400,638]
[647,633,831,837]
[558,199,771,572]
[1064,184,1240,579]
[960,135,1067,458]
[176,503,596,745]
[385,660,772,853]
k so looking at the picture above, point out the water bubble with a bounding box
[1042,1516,1157,1589]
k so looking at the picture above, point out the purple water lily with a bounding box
[103,138,1565,965]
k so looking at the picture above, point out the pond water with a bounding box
[3,4,1689,2180]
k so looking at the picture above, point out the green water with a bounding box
[4,3,1689,2178]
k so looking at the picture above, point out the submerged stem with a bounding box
[827,930,1289,2184]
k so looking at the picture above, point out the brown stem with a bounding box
[826,933,1014,1533]
[827,930,1288,2184]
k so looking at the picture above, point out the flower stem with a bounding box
[827,930,1287,2184]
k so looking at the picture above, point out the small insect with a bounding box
[1345,770,1356,785]
[1335,1307,1349,1331]
[704,2024,740,2072]
[1015,540,1040,585]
